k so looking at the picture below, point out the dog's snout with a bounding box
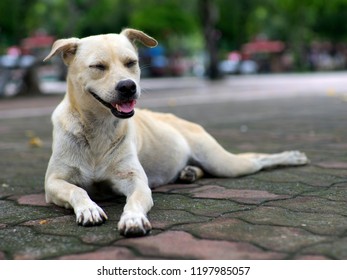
[116,80,137,97]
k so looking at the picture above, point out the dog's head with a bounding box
[44,29,157,119]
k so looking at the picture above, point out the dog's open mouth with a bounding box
[112,100,136,115]
[88,90,136,119]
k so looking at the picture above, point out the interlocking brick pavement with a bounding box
[0,75,346,259]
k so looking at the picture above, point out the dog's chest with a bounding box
[81,135,125,173]
[67,123,128,183]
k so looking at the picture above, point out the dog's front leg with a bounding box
[45,177,108,226]
[115,175,153,237]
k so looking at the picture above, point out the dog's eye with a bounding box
[89,64,106,71]
[125,60,137,68]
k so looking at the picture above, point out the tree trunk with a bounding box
[199,0,220,80]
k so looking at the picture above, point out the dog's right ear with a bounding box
[43,38,80,65]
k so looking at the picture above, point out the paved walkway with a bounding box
[0,74,347,259]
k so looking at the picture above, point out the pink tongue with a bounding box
[113,100,136,113]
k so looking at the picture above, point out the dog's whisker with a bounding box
[140,64,151,70]
[140,87,150,95]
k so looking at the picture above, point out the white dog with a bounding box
[44,28,308,237]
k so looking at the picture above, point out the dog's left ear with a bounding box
[121,28,158,48]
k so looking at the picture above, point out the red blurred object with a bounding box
[21,33,55,54]
[242,40,285,55]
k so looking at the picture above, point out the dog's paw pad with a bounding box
[75,203,108,226]
[118,212,151,237]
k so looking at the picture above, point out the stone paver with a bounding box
[116,230,286,259]
[0,75,346,259]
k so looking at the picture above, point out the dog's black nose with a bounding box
[116,79,137,97]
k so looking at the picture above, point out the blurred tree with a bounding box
[199,0,220,79]
[129,0,198,40]
[1,0,347,72]
[215,0,257,50]
[312,0,347,42]
[128,0,202,59]
[75,0,130,37]
[26,0,127,38]
[0,0,36,47]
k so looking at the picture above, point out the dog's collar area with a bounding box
[87,89,135,119]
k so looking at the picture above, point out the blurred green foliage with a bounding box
[1,0,347,54]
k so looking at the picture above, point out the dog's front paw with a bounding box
[118,211,151,237]
[75,202,108,226]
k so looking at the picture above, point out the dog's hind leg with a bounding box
[189,130,308,178]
